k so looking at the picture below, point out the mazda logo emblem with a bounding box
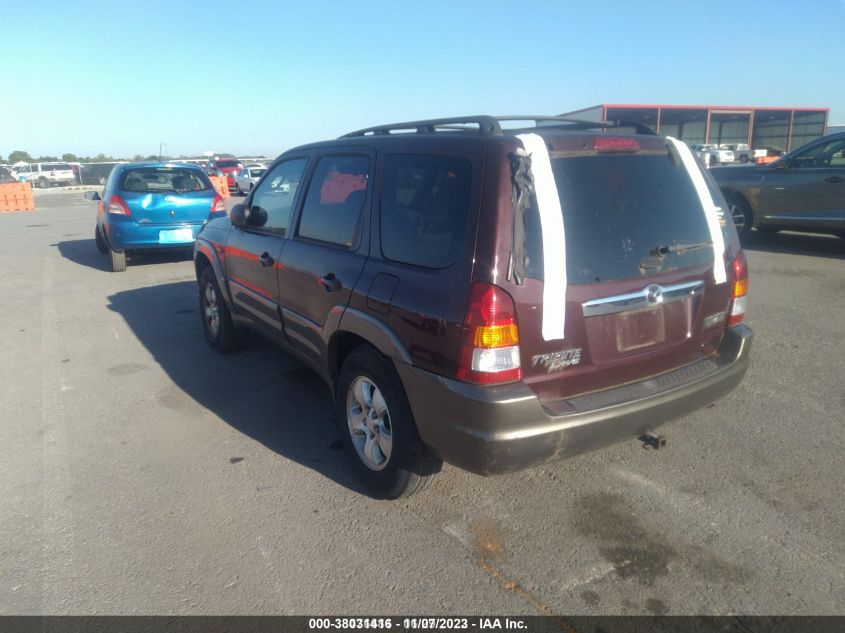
[169,210,176,217]
[645,284,663,305]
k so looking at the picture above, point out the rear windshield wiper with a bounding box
[640,241,713,271]
[650,240,713,256]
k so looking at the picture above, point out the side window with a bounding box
[248,158,308,235]
[297,155,369,248]
[380,154,471,269]
[791,139,845,168]
[828,142,845,166]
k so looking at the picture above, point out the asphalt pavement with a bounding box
[1,189,843,615]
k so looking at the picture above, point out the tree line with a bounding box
[4,150,173,164]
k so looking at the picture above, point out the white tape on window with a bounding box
[666,137,727,285]
[516,133,566,341]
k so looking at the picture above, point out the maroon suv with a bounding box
[194,116,752,498]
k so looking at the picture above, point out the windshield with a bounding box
[523,152,713,284]
[120,167,211,193]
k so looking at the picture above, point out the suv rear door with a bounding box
[276,150,373,366]
[507,135,736,402]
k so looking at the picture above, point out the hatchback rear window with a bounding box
[380,154,471,269]
[523,152,713,284]
[121,168,211,193]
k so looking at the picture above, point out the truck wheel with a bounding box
[728,196,752,238]
[337,346,441,499]
[198,266,244,352]
[95,225,108,254]
[109,246,127,272]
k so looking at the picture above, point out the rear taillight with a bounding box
[456,282,522,385]
[592,137,640,153]
[108,195,130,216]
[727,250,748,326]
[211,194,226,214]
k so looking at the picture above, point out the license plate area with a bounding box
[615,305,666,352]
[158,228,194,244]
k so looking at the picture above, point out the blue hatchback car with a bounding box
[85,162,227,271]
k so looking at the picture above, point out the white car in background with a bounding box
[690,144,735,166]
[13,162,77,187]
[234,165,267,195]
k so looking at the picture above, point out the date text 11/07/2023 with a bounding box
[307,618,529,630]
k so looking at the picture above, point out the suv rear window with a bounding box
[121,167,211,193]
[380,154,471,269]
[524,153,713,284]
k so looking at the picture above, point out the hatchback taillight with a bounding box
[727,250,748,326]
[108,195,131,216]
[456,282,521,385]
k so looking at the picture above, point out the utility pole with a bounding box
[159,143,167,161]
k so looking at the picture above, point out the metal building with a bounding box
[561,104,829,153]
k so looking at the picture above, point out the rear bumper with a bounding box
[106,222,202,251]
[396,325,752,475]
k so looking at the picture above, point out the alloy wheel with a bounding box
[203,283,220,338]
[346,377,393,471]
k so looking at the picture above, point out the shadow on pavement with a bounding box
[54,239,194,272]
[742,230,845,261]
[107,280,369,496]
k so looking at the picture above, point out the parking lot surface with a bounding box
[1,190,843,615]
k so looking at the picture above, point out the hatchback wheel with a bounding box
[109,246,126,272]
[198,266,244,352]
[337,346,441,498]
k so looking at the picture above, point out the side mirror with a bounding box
[230,203,249,227]
[84,191,101,201]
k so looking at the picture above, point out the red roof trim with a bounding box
[599,103,828,112]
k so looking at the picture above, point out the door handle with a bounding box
[319,273,342,292]
[259,252,275,268]
[824,176,842,183]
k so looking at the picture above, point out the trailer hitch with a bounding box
[638,432,667,450]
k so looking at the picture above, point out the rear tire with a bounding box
[198,266,244,352]
[38,176,49,189]
[336,346,441,499]
[95,225,108,254]
[728,195,752,238]
[109,247,126,272]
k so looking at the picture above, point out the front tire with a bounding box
[198,266,244,352]
[235,183,243,196]
[337,346,441,499]
[37,176,49,189]
[95,225,108,253]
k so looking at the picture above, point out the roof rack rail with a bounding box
[341,116,502,138]
[340,115,656,138]
[498,116,657,136]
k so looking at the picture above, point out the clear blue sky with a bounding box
[1,0,842,159]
